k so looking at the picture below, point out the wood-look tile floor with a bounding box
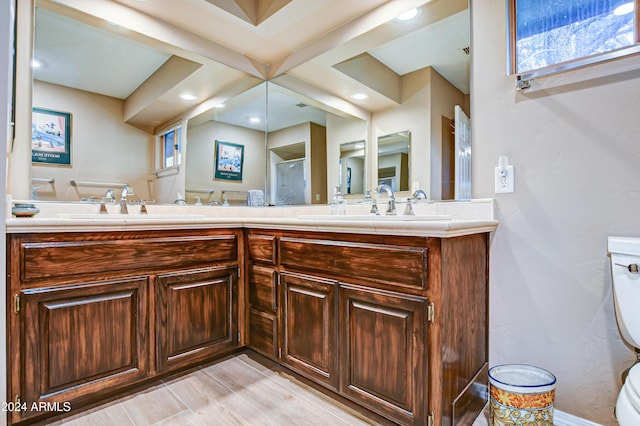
[46,352,490,426]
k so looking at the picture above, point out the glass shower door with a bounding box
[274,159,305,205]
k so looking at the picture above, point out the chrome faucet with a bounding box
[376,184,396,215]
[413,189,428,200]
[413,189,429,200]
[404,189,428,216]
[99,189,115,214]
[103,189,115,203]
[363,190,380,215]
[120,184,129,214]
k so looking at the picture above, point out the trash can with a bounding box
[488,364,557,425]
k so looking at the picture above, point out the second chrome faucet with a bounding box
[120,184,129,214]
[376,184,396,215]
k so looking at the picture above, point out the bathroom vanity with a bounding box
[5,202,496,425]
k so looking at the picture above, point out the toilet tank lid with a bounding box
[608,236,640,256]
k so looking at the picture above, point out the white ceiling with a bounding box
[34,8,170,100]
[33,0,470,132]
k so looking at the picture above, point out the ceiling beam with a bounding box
[204,0,293,25]
[267,0,431,78]
[333,53,402,103]
[124,55,202,123]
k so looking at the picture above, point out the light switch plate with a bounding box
[411,181,421,193]
[495,165,514,193]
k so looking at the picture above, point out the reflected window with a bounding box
[510,0,638,76]
[160,126,182,168]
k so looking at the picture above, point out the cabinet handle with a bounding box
[14,294,20,313]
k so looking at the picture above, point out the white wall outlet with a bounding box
[411,181,421,193]
[494,164,514,193]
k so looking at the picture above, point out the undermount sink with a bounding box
[57,213,205,220]
[297,214,451,221]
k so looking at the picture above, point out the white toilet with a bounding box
[608,236,640,425]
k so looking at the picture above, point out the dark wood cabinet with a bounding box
[8,227,488,426]
[19,277,149,412]
[7,229,241,425]
[339,283,428,425]
[247,230,489,426]
[156,267,238,373]
[280,271,338,390]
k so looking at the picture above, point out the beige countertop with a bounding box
[6,198,498,238]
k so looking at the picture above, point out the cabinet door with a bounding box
[280,272,338,390]
[156,267,238,373]
[19,277,149,418]
[339,284,428,425]
[248,264,277,313]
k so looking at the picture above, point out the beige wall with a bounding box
[31,81,154,201]
[185,120,265,204]
[373,68,429,196]
[472,1,640,424]
[373,66,465,199]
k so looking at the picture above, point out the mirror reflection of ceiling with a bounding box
[187,82,330,133]
[378,131,411,156]
[34,0,469,131]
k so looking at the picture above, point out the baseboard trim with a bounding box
[554,409,603,426]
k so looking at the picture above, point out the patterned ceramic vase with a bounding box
[489,364,557,426]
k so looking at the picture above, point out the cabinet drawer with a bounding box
[247,234,277,264]
[248,265,277,312]
[19,234,237,283]
[248,309,278,360]
[280,237,427,290]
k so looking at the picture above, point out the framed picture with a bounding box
[214,140,244,181]
[31,107,72,166]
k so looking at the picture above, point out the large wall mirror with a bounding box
[22,0,470,205]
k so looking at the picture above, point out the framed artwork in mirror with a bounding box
[214,140,244,181]
[31,107,72,166]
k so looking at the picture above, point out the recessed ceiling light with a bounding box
[179,93,197,101]
[351,93,368,100]
[614,2,634,15]
[31,59,42,68]
[214,103,226,109]
[395,8,419,21]
[250,117,261,123]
